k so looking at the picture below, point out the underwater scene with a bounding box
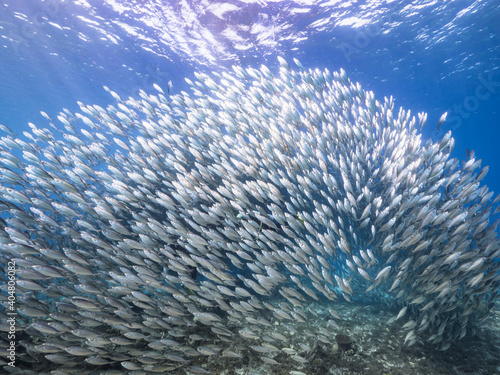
[0,1,500,374]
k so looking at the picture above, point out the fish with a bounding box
[437,112,448,130]
[0,58,498,374]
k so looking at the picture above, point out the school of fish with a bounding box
[1,57,499,374]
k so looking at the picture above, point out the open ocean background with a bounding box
[1,0,500,374]
[0,0,499,192]
[0,0,500,192]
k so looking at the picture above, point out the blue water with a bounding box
[0,0,500,373]
[1,1,499,196]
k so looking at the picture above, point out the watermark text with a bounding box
[5,260,17,367]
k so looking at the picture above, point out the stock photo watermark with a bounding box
[5,260,17,368]
[433,71,500,139]
[6,0,59,54]
[337,5,396,63]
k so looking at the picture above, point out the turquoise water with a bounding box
[0,1,500,374]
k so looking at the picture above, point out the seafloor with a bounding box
[6,300,499,375]
[197,300,500,375]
